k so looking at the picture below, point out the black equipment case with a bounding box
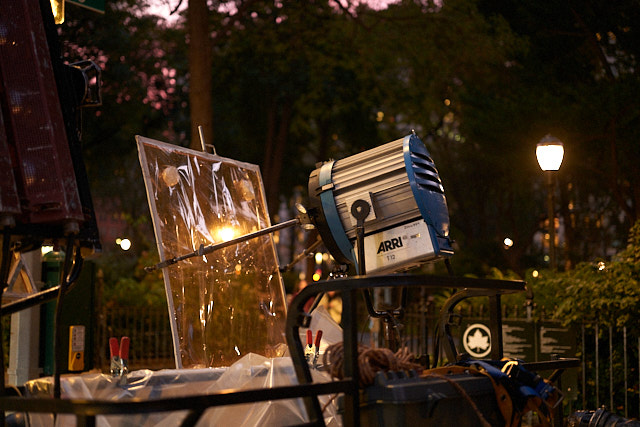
[352,370,503,426]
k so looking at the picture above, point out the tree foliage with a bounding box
[57,1,189,305]
[60,0,189,214]
[532,220,640,332]
[476,0,640,269]
[54,0,640,303]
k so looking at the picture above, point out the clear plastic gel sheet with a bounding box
[24,354,340,426]
[137,136,287,368]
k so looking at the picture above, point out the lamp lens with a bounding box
[536,144,564,171]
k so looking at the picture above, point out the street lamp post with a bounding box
[536,134,564,270]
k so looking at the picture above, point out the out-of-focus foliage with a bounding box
[59,0,188,236]
[531,220,640,332]
[474,0,640,271]
[58,1,188,306]
[100,247,166,308]
[55,0,640,308]
[199,0,533,276]
[357,0,534,278]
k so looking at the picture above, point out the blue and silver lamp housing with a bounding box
[307,134,453,274]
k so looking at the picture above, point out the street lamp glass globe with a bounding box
[536,135,564,171]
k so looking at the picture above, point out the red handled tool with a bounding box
[119,336,130,366]
[304,330,323,367]
[314,330,323,349]
[313,330,323,367]
[109,336,130,379]
[305,330,314,362]
[109,337,119,370]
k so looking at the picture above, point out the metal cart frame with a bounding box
[2,253,576,427]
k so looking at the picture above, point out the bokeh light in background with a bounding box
[116,238,131,251]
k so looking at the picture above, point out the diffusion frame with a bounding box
[137,136,288,369]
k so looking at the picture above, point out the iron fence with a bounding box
[580,324,640,419]
[98,306,174,371]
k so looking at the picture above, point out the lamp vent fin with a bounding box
[410,152,444,194]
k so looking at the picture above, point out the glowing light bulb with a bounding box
[536,135,564,171]
[119,238,131,251]
[218,227,236,242]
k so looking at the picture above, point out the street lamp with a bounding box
[536,134,564,270]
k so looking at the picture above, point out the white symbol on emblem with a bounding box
[462,323,492,358]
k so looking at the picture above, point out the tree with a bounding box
[57,0,188,299]
[202,1,383,214]
[60,0,640,282]
[345,0,532,275]
[187,0,213,150]
[475,0,640,268]
[195,0,543,275]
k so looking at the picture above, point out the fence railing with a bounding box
[580,324,640,419]
[100,300,640,419]
[98,306,174,371]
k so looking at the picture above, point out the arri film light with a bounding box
[307,134,453,274]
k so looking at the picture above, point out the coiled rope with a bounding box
[322,342,423,387]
